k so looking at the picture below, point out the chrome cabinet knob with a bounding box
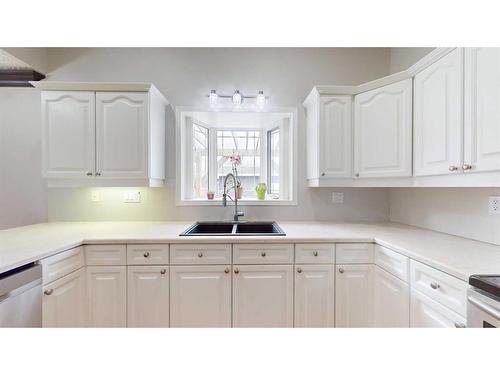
[261,251,266,257]
[313,251,318,257]
[44,289,54,296]
[198,252,203,258]
[95,172,102,176]
[297,268,302,273]
[234,268,239,274]
[160,269,166,275]
[143,252,150,258]
[224,268,230,274]
[338,267,344,274]
[354,173,360,177]
[448,166,458,172]
[321,172,326,177]
[86,172,93,176]
[430,282,440,290]
[462,164,472,171]
[454,322,466,328]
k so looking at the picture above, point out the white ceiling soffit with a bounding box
[0,49,33,70]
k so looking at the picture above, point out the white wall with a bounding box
[44,47,392,222]
[389,188,500,245]
[2,48,49,74]
[389,47,435,73]
[0,88,47,229]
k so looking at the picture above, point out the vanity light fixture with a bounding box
[207,89,267,108]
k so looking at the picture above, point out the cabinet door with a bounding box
[233,265,293,328]
[319,95,352,178]
[354,79,412,177]
[335,264,373,327]
[86,266,127,327]
[96,92,149,178]
[411,289,466,328]
[127,266,169,328]
[42,268,86,328]
[373,266,409,328]
[294,265,335,328]
[170,266,231,328]
[414,48,464,176]
[464,48,500,173]
[41,91,95,178]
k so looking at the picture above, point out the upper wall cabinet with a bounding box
[354,79,413,178]
[464,48,500,173]
[38,82,168,187]
[414,48,463,176]
[304,91,352,181]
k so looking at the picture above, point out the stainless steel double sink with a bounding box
[180,221,286,236]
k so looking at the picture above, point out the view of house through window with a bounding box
[181,111,294,203]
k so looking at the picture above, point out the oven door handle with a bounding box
[468,296,500,321]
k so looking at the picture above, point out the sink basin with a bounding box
[180,221,285,236]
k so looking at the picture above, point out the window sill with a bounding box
[176,198,297,206]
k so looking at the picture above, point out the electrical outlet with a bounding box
[489,196,500,215]
[123,191,141,203]
[332,192,344,204]
[91,190,100,202]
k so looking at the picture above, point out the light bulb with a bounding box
[209,90,218,107]
[256,90,266,108]
[232,90,242,106]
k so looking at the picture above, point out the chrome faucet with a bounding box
[222,173,244,221]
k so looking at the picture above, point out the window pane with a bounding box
[217,130,261,198]
[192,123,209,199]
[269,128,280,195]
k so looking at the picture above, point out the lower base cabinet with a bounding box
[410,289,466,328]
[335,264,374,327]
[233,265,293,328]
[42,267,86,328]
[170,266,231,328]
[294,265,335,328]
[373,266,409,328]
[127,266,170,328]
[87,266,127,327]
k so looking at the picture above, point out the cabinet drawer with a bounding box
[374,244,409,282]
[85,244,127,266]
[411,289,466,328]
[410,260,468,316]
[170,244,231,265]
[233,244,294,264]
[40,246,85,285]
[295,243,335,264]
[335,243,374,264]
[127,244,169,265]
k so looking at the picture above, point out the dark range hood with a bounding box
[0,69,45,87]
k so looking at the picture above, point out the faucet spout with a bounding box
[222,173,244,221]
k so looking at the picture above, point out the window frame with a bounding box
[176,107,298,206]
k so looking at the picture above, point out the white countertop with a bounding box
[1,221,499,281]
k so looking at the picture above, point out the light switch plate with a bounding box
[332,192,344,204]
[489,196,500,215]
[123,191,141,203]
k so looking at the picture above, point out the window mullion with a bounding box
[208,128,217,194]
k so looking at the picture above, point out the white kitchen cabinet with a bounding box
[373,266,409,328]
[96,92,148,178]
[464,48,500,173]
[304,91,353,182]
[37,82,168,187]
[294,265,335,328]
[354,79,413,178]
[335,264,373,328]
[127,266,169,328]
[41,91,95,178]
[170,266,231,328]
[414,48,464,176]
[233,265,293,328]
[411,289,466,328]
[42,267,86,328]
[86,266,127,327]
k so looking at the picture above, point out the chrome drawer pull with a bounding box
[261,251,266,257]
[313,251,318,257]
[143,252,150,258]
[160,269,167,275]
[44,289,54,296]
[454,322,466,328]
[198,252,203,258]
[224,268,230,274]
[430,282,440,290]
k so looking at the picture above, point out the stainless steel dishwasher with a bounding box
[0,263,42,327]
